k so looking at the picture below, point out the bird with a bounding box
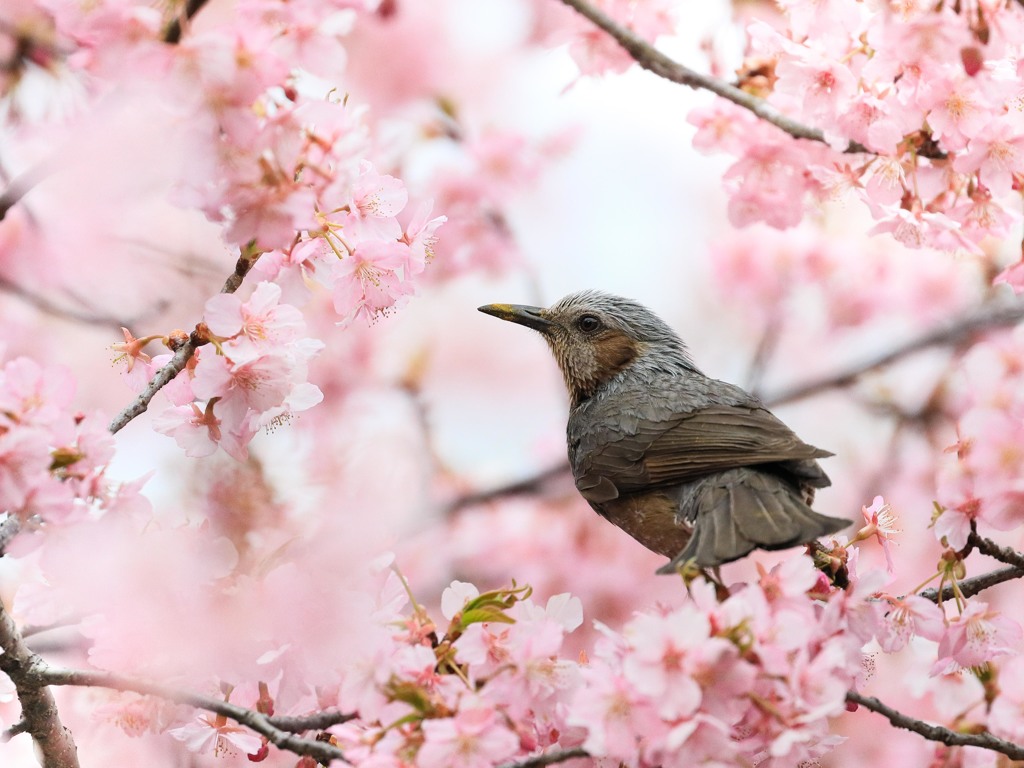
[478,290,851,572]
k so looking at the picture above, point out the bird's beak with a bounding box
[478,303,555,333]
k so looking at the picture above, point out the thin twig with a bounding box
[107,253,256,434]
[764,301,1024,406]
[847,691,1024,760]
[497,747,590,768]
[0,273,168,331]
[918,565,1024,603]
[557,0,876,154]
[0,599,79,768]
[35,667,350,765]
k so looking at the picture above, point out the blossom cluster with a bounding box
[324,558,869,768]
[0,356,120,551]
[935,325,1024,548]
[682,0,1024,271]
[144,281,321,460]
[122,542,1024,767]
[709,222,982,337]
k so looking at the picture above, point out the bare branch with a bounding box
[764,301,1024,407]
[0,273,168,331]
[0,599,79,768]
[498,747,590,768]
[970,533,1024,570]
[556,0,872,154]
[0,515,21,554]
[919,565,1024,603]
[35,667,350,765]
[0,161,49,223]
[445,463,573,516]
[163,0,211,44]
[108,253,257,434]
[848,691,1024,760]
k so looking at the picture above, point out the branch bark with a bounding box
[848,691,1024,760]
[498,747,590,768]
[918,565,1024,603]
[970,533,1024,570]
[35,667,350,764]
[0,599,79,768]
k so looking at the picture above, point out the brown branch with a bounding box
[556,0,876,154]
[35,667,350,765]
[764,301,1024,407]
[0,273,168,331]
[108,253,257,434]
[848,690,1024,760]
[163,0,210,44]
[445,462,573,516]
[498,747,590,768]
[267,709,356,733]
[918,565,1024,603]
[969,533,1024,570]
[0,599,79,767]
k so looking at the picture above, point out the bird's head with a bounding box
[479,290,697,404]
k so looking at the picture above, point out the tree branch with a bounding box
[498,747,590,768]
[969,533,1024,570]
[0,273,168,331]
[0,515,21,554]
[556,0,872,154]
[445,463,573,516]
[764,301,1024,407]
[35,667,350,765]
[847,691,1024,760]
[918,565,1024,603]
[0,160,51,223]
[107,253,257,434]
[266,709,356,733]
[163,0,210,44]
[0,599,79,768]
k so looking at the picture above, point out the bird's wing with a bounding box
[572,403,831,504]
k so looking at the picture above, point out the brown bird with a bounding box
[478,290,850,572]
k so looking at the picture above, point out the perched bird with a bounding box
[478,290,850,572]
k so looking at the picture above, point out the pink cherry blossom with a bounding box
[933,601,1023,674]
[330,240,417,323]
[168,711,264,757]
[203,281,305,361]
[877,595,945,653]
[417,705,520,768]
[153,403,222,458]
[953,114,1024,195]
[857,495,900,573]
[988,656,1024,743]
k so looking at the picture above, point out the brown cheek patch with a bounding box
[595,334,640,375]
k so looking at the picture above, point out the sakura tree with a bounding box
[2,0,1024,766]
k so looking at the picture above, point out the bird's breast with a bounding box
[593,491,691,559]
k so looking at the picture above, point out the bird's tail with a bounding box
[656,469,850,572]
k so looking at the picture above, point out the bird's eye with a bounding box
[576,314,602,333]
